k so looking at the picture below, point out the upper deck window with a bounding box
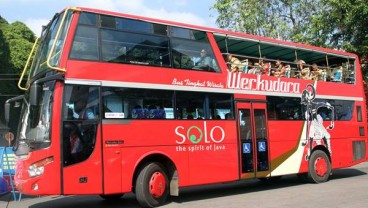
[78,12,97,26]
[171,27,202,40]
[100,15,117,28]
[70,12,219,72]
[171,28,219,72]
[100,15,168,36]
[70,26,99,61]
[101,29,170,67]
[116,18,152,33]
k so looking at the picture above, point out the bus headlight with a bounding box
[28,156,54,178]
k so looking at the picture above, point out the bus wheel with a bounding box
[308,150,331,183]
[99,194,124,200]
[135,162,169,207]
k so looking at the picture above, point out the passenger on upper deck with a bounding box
[193,49,214,71]
[310,64,323,81]
[228,54,241,72]
[249,61,264,75]
[265,62,272,76]
[258,59,265,75]
[297,60,310,80]
[259,58,271,75]
[273,60,286,77]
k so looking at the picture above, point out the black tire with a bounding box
[308,150,331,183]
[99,193,124,200]
[135,163,169,208]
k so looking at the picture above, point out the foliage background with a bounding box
[212,0,368,77]
[0,15,35,136]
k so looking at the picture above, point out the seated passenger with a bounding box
[73,98,95,119]
[310,64,323,81]
[69,124,83,161]
[258,59,266,75]
[261,59,271,76]
[227,54,241,72]
[249,62,263,75]
[297,60,311,80]
[193,49,214,71]
[273,60,286,77]
[63,122,84,164]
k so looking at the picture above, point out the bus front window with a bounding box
[29,10,73,78]
[18,81,55,150]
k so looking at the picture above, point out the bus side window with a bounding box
[208,94,233,119]
[102,87,173,119]
[176,91,205,119]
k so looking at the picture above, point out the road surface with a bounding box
[1,162,367,208]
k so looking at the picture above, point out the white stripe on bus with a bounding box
[64,78,363,101]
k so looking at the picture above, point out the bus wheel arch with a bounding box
[133,154,178,206]
[308,146,331,183]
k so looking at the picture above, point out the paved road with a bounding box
[1,162,368,208]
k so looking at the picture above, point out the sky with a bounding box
[0,0,218,37]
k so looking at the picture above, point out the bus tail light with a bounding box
[28,156,54,177]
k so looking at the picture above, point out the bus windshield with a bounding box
[18,80,55,149]
[29,11,73,78]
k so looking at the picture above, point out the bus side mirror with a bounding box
[30,83,42,106]
[4,95,25,127]
[4,102,10,126]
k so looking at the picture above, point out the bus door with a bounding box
[61,85,103,194]
[236,102,270,179]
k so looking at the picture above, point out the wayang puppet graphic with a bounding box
[301,84,335,160]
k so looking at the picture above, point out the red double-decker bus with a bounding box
[5,7,367,207]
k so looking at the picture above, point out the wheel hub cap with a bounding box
[315,157,327,177]
[149,172,166,198]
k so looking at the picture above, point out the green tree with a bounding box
[0,16,35,130]
[0,18,35,74]
[0,16,11,74]
[311,0,368,62]
[212,0,324,43]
